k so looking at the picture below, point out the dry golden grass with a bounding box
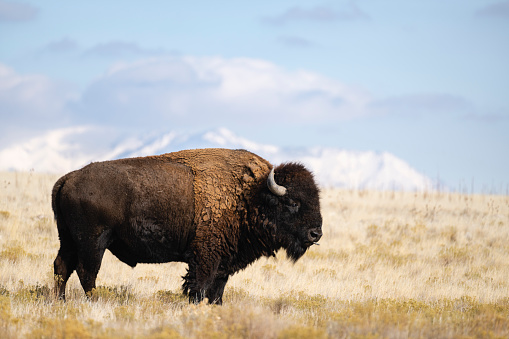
[0,171,508,338]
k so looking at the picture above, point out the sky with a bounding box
[0,0,508,192]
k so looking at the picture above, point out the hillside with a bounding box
[0,127,434,191]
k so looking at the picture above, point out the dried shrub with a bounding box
[89,285,135,304]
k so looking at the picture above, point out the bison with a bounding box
[52,148,322,304]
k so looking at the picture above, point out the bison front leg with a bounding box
[182,259,208,303]
[182,262,201,303]
[183,248,223,304]
[206,274,229,305]
[184,270,228,304]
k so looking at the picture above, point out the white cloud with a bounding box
[1,56,491,150]
[75,56,371,128]
[0,64,77,125]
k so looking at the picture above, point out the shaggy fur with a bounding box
[52,148,322,304]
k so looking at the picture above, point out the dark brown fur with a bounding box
[52,148,322,304]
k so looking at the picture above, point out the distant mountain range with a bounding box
[0,126,434,191]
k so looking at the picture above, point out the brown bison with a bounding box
[52,148,322,304]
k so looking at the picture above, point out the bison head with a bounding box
[266,163,322,262]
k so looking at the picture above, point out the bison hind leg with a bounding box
[54,222,78,300]
[54,248,78,300]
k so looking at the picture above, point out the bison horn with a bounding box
[267,168,287,196]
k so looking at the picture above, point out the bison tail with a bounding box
[51,175,68,222]
[52,173,77,245]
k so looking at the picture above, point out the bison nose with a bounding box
[308,228,322,243]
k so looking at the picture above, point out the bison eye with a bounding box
[286,200,300,213]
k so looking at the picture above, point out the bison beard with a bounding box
[52,149,322,304]
[283,239,308,263]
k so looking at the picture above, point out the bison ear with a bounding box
[267,168,287,196]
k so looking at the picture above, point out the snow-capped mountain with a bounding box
[0,126,434,191]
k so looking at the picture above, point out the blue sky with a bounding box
[0,0,508,192]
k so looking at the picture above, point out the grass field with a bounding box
[0,171,508,338]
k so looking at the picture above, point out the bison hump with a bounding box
[164,148,271,228]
